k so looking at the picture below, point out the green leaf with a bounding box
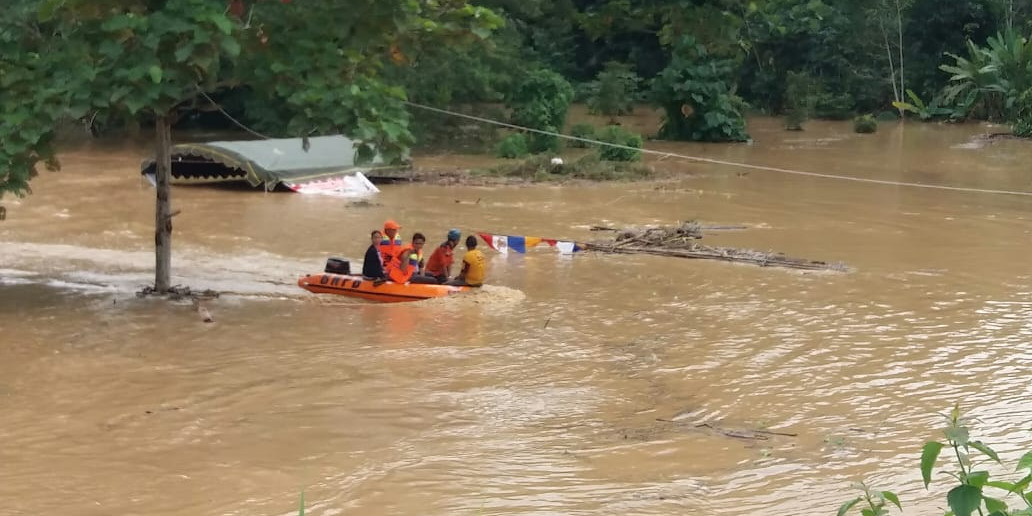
[984,496,1007,514]
[970,441,1001,463]
[922,442,944,488]
[66,103,89,119]
[298,490,304,516]
[124,96,147,115]
[471,25,492,39]
[174,43,194,62]
[1017,451,1032,471]
[967,471,990,487]
[946,426,970,447]
[99,39,124,59]
[947,485,982,516]
[986,480,1017,492]
[220,37,240,57]
[148,65,163,84]
[101,14,136,32]
[892,101,917,113]
[1013,473,1032,493]
[109,87,130,104]
[211,15,233,35]
[837,497,861,516]
[37,0,62,22]
[882,491,902,511]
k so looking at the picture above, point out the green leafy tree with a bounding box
[572,0,668,81]
[382,20,524,147]
[506,69,574,153]
[903,0,998,101]
[0,1,68,197]
[941,29,1032,121]
[783,71,814,130]
[496,133,529,158]
[2,0,499,293]
[568,123,596,148]
[1012,88,1032,135]
[595,125,642,162]
[586,61,642,119]
[737,0,886,116]
[651,35,749,142]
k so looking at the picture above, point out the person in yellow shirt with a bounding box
[450,235,486,287]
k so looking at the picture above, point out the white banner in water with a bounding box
[283,172,379,197]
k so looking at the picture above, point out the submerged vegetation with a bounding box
[480,153,651,182]
[853,115,879,134]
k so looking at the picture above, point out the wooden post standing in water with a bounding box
[154,114,172,293]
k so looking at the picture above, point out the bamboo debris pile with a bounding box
[585,222,848,272]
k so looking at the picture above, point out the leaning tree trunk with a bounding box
[896,0,905,110]
[154,114,172,293]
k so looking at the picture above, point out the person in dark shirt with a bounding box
[362,230,386,279]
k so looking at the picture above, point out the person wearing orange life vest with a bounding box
[380,219,404,265]
[424,228,461,283]
[387,232,439,284]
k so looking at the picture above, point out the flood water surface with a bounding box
[1,118,1031,515]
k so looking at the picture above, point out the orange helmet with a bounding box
[383,219,401,230]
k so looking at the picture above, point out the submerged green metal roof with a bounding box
[141,135,392,187]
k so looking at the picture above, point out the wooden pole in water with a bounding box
[154,114,172,293]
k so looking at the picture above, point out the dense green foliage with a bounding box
[0,0,500,199]
[506,69,574,153]
[1,2,65,197]
[595,126,643,162]
[10,0,1032,198]
[585,61,641,117]
[483,153,651,181]
[853,115,878,133]
[941,28,1032,121]
[496,132,530,158]
[783,71,813,130]
[652,36,750,142]
[1014,88,1032,136]
[568,123,597,147]
[893,89,958,120]
[904,0,999,100]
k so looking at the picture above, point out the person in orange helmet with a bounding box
[380,219,404,265]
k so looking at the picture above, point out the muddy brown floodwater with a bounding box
[1,115,1031,516]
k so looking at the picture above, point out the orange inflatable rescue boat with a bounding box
[298,258,471,303]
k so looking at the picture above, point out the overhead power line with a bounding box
[404,101,1032,198]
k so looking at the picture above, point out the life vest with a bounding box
[424,243,454,278]
[380,234,403,264]
[388,246,422,283]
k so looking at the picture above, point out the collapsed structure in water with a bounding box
[139,135,409,196]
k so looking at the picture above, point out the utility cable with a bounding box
[199,90,272,140]
[404,101,1032,198]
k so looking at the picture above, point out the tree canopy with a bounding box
[0,0,502,199]
[6,0,1032,200]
